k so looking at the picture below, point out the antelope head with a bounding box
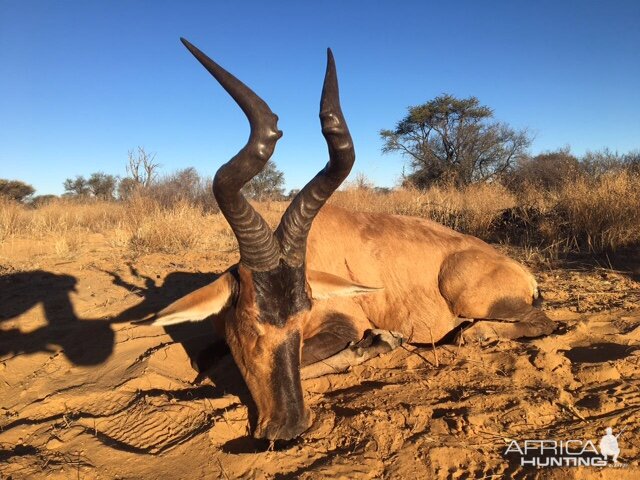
[149,39,373,440]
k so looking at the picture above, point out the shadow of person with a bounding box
[106,264,223,368]
[106,264,260,434]
[0,270,121,365]
[105,264,220,323]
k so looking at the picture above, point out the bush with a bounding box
[506,148,580,192]
[141,168,218,212]
[554,170,640,252]
[30,195,58,207]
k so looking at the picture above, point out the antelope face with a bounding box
[150,258,382,440]
[226,263,313,440]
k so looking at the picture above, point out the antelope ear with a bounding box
[134,272,236,326]
[307,269,383,300]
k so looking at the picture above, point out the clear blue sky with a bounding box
[1,0,639,196]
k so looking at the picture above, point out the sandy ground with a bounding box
[1,234,639,479]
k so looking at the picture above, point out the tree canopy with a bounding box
[88,172,118,200]
[63,176,90,197]
[380,94,531,188]
[242,160,285,201]
[0,179,35,202]
[64,173,117,199]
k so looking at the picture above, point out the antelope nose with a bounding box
[254,407,313,441]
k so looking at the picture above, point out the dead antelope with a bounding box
[139,38,555,441]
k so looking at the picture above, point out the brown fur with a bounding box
[152,41,553,441]
[148,204,552,440]
[303,205,545,343]
[225,265,311,439]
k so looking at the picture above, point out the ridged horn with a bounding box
[181,38,281,271]
[276,49,355,266]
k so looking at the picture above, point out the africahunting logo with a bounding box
[504,426,627,467]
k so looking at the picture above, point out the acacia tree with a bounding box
[63,176,90,197]
[380,94,531,188]
[63,173,117,199]
[87,172,118,200]
[241,160,285,201]
[0,179,35,202]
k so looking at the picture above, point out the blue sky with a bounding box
[1,0,639,195]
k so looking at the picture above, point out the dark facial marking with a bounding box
[252,260,312,327]
[302,312,359,366]
[269,330,308,436]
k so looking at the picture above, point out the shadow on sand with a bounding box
[0,270,123,365]
[1,265,260,442]
[105,265,261,441]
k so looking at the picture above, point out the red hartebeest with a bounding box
[138,38,555,441]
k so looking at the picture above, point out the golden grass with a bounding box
[2,170,639,256]
[332,171,640,252]
[1,197,126,240]
[332,182,516,238]
[554,170,640,252]
[0,197,22,242]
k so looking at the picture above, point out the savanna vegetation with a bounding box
[1,95,639,260]
[2,162,639,261]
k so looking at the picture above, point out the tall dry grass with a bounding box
[0,197,22,242]
[333,170,640,253]
[0,194,288,258]
[2,169,639,256]
[332,182,516,238]
[1,197,126,239]
[553,170,640,252]
[1,197,128,258]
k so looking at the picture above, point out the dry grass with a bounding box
[127,202,206,255]
[554,170,640,252]
[333,171,640,253]
[1,197,126,239]
[0,194,290,259]
[2,170,639,256]
[0,196,22,242]
[332,182,516,238]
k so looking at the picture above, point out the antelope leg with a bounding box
[301,329,405,380]
[455,308,556,343]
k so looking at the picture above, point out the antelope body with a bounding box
[140,38,555,441]
[303,205,548,344]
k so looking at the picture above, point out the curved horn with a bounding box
[181,38,281,271]
[276,49,355,266]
